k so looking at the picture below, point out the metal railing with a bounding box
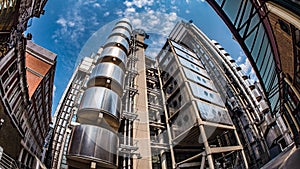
[0,0,17,12]
[0,150,19,169]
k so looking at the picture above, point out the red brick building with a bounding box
[0,40,56,168]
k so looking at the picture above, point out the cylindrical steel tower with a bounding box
[67,18,132,169]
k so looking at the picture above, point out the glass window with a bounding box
[204,91,208,96]
[278,19,291,35]
[223,0,242,22]
[239,1,253,33]
[245,25,257,50]
[251,25,265,60]
[256,37,269,67]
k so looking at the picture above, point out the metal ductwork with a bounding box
[77,87,121,131]
[98,46,128,70]
[68,125,119,169]
[67,18,132,169]
[110,27,131,42]
[87,63,125,97]
[104,36,130,54]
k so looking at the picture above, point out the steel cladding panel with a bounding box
[105,36,129,52]
[189,81,225,107]
[68,125,118,167]
[90,62,124,85]
[170,104,198,139]
[115,22,132,32]
[174,48,201,66]
[111,27,131,40]
[99,46,127,66]
[78,87,121,119]
[158,47,170,63]
[88,62,124,95]
[167,84,190,112]
[182,67,215,91]
[170,41,197,59]
[159,52,175,70]
[196,100,232,125]
[178,57,206,75]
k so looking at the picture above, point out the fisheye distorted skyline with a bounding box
[27,0,255,114]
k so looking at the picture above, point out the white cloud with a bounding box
[124,0,154,8]
[240,58,252,73]
[132,18,142,27]
[124,0,133,7]
[239,57,258,82]
[168,12,177,21]
[186,0,190,4]
[125,7,136,13]
[104,12,110,17]
[186,9,190,14]
[68,21,75,27]
[56,18,67,27]
[123,11,180,37]
[53,0,96,48]
[236,54,243,63]
[52,85,56,98]
[171,6,178,11]
[115,9,123,17]
[93,3,100,8]
[123,10,181,58]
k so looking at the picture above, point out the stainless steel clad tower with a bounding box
[67,18,132,169]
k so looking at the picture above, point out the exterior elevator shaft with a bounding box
[67,18,132,169]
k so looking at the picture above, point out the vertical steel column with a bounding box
[156,62,176,169]
[234,130,249,169]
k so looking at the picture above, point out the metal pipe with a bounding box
[156,62,176,169]
[123,119,128,169]
[199,125,214,169]
[200,156,206,169]
[234,130,249,169]
[128,121,132,169]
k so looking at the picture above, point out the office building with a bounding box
[168,20,292,167]
[51,16,297,169]
[61,18,243,169]
[0,40,56,169]
[0,1,52,168]
[0,0,48,58]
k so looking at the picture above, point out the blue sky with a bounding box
[26,0,254,115]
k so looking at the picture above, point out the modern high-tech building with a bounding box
[155,38,248,169]
[58,18,294,169]
[49,14,299,168]
[0,40,56,168]
[168,20,293,167]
